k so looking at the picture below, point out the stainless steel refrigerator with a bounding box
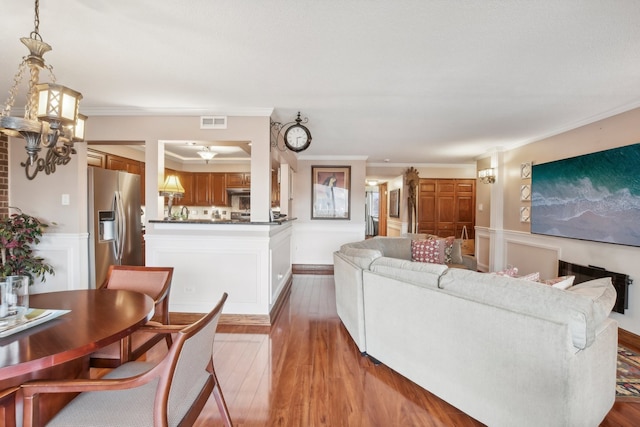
[88,167,143,288]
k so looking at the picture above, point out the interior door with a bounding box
[378,182,388,236]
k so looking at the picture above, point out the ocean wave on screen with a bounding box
[532,177,640,220]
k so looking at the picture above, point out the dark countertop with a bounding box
[149,217,295,225]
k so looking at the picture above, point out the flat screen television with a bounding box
[531,142,640,247]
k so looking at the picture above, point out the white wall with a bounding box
[478,107,640,335]
[291,157,367,265]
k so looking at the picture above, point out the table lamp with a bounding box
[159,175,185,219]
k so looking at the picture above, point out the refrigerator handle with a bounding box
[114,191,126,264]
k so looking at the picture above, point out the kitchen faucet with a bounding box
[180,205,189,219]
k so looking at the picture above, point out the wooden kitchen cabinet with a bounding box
[417,179,475,238]
[226,172,250,188]
[192,173,227,206]
[175,170,194,206]
[210,173,227,206]
[193,173,211,206]
[87,150,106,168]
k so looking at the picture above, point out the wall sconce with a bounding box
[478,168,496,184]
[159,175,185,219]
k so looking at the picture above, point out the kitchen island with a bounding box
[145,218,295,325]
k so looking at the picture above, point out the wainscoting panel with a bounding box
[30,233,90,294]
[292,222,364,265]
[504,236,560,280]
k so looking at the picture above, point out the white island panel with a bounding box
[145,221,293,318]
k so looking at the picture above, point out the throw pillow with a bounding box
[411,239,446,264]
[450,239,464,265]
[542,275,575,290]
[443,236,456,264]
[492,266,519,277]
[519,272,541,282]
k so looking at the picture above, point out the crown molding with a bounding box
[78,106,274,117]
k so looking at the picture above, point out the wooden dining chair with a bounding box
[21,293,232,427]
[0,387,18,427]
[90,265,174,368]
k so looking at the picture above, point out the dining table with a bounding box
[0,289,155,427]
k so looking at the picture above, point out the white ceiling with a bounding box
[2,0,640,166]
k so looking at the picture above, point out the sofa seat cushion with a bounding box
[438,269,617,349]
[369,257,447,288]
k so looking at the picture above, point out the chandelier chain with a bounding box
[2,62,28,117]
[30,0,42,41]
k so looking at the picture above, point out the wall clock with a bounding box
[520,162,532,179]
[284,112,312,152]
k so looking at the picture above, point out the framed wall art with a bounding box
[311,166,351,219]
[389,188,400,218]
[531,142,640,247]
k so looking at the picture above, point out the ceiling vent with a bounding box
[200,116,227,129]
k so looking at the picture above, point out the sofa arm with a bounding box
[461,254,477,271]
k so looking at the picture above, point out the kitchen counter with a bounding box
[149,217,295,225]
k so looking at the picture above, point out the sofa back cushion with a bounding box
[341,237,412,261]
[339,247,384,269]
[438,269,616,349]
[369,257,448,288]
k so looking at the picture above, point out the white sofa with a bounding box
[333,237,618,427]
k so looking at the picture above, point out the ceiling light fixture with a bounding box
[197,146,217,163]
[0,0,86,180]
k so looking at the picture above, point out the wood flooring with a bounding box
[142,274,640,426]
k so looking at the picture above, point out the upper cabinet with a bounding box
[89,149,145,202]
[88,149,249,207]
[226,172,251,188]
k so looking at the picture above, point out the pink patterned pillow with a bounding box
[542,275,575,290]
[411,239,446,264]
[492,266,519,277]
[519,272,541,282]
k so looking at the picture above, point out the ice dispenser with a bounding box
[99,211,116,242]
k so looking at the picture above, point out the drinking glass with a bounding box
[0,281,7,320]
[4,276,29,324]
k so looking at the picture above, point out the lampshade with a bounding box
[159,175,185,196]
[36,83,82,125]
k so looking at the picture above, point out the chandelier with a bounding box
[0,0,86,179]
[197,146,217,163]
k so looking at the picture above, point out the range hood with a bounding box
[227,188,250,195]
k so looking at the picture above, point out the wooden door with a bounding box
[417,180,436,234]
[417,178,475,238]
[378,182,388,236]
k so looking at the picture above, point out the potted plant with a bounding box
[0,211,55,285]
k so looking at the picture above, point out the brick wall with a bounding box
[0,134,7,218]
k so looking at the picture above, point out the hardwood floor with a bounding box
[141,274,640,426]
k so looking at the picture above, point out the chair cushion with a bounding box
[47,361,211,427]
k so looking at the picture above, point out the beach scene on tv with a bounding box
[531,142,640,247]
